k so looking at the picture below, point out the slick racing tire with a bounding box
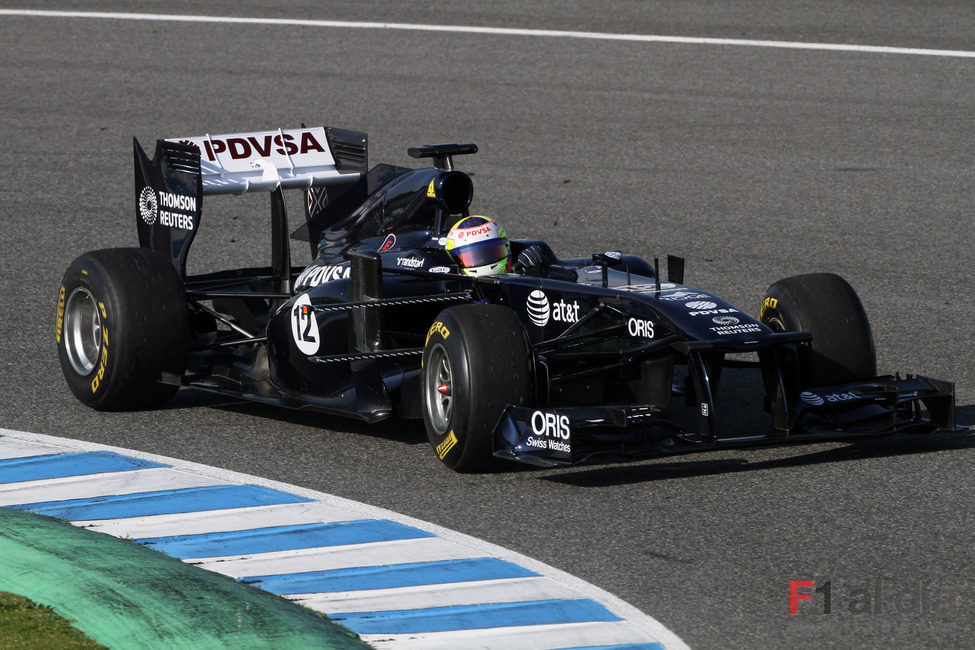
[56,248,189,410]
[760,272,876,387]
[421,304,533,472]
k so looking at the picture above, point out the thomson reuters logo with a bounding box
[139,187,157,225]
[527,290,550,326]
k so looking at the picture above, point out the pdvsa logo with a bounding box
[187,131,328,162]
[295,264,350,289]
[455,225,492,240]
[685,298,739,317]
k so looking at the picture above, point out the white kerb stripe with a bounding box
[82,500,360,538]
[294,575,582,613]
[0,468,221,506]
[193,536,485,578]
[360,619,663,650]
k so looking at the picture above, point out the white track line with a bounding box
[2,9,975,59]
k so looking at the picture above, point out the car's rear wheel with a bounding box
[57,248,189,410]
[760,272,876,387]
[421,304,533,472]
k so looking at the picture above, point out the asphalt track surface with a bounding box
[0,2,973,648]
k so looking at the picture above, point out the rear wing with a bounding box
[134,126,366,278]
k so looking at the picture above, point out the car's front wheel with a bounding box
[760,272,876,387]
[421,304,533,471]
[57,248,189,410]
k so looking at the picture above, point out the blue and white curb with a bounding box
[0,428,687,649]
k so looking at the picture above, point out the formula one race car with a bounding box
[56,125,958,471]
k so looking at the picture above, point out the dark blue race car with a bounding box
[56,126,958,471]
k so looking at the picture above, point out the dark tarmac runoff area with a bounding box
[0,3,973,648]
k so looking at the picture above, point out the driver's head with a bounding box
[445,216,510,276]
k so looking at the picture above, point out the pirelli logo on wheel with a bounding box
[426,321,450,346]
[56,285,65,344]
[90,302,109,394]
[436,431,459,459]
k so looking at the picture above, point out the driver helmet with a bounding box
[445,216,510,276]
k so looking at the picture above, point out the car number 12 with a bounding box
[291,294,320,355]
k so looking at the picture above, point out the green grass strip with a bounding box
[0,508,369,649]
[0,590,106,648]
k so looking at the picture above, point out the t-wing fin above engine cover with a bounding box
[408,143,478,171]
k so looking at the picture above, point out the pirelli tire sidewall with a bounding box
[421,304,533,472]
[760,272,877,387]
[56,248,189,410]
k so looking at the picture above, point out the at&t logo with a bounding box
[527,290,550,326]
[526,290,581,327]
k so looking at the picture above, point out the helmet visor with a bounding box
[453,240,509,269]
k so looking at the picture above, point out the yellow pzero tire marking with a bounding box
[436,430,458,459]
[56,286,65,343]
[91,319,109,394]
[425,321,450,346]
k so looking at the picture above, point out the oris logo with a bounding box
[627,317,655,339]
[685,300,717,310]
[139,187,157,225]
[531,410,570,439]
[527,290,550,326]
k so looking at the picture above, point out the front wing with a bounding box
[493,374,956,467]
